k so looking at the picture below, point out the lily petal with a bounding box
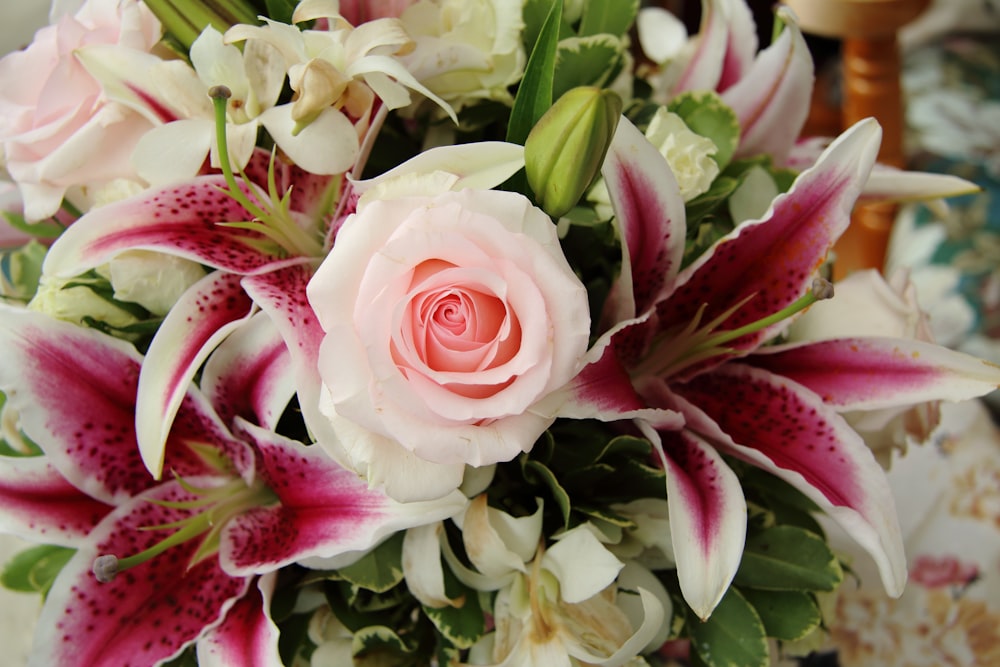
[41,177,285,279]
[220,418,468,575]
[0,456,111,546]
[636,416,746,620]
[197,573,282,667]
[722,6,813,162]
[135,271,255,479]
[654,118,881,372]
[674,0,757,93]
[29,480,250,667]
[0,305,237,503]
[599,115,686,329]
[747,337,1000,411]
[201,311,295,431]
[672,363,907,597]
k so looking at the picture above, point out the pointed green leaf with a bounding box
[688,587,768,667]
[734,526,843,592]
[422,585,486,649]
[1,544,75,596]
[336,532,405,593]
[507,0,563,145]
[740,589,821,641]
[522,459,571,528]
[578,0,639,38]
[669,91,740,168]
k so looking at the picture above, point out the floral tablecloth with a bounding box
[807,31,1000,667]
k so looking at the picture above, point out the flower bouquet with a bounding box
[0,1,995,666]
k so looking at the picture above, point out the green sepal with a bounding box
[669,91,741,169]
[336,532,405,594]
[740,588,822,641]
[734,525,843,592]
[1,544,75,597]
[688,587,769,667]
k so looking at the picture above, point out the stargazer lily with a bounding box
[0,304,466,667]
[39,89,526,488]
[562,115,1000,620]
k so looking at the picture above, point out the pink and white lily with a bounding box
[0,304,466,667]
[563,115,1000,619]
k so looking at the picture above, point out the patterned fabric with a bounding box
[810,32,1000,667]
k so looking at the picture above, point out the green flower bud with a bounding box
[525,86,623,218]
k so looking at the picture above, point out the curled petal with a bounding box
[197,574,282,667]
[136,271,255,479]
[672,363,907,597]
[636,416,746,620]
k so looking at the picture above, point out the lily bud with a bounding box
[525,86,622,218]
[144,0,259,51]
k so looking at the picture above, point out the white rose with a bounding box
[108,250,206,316]
[644,108,720,202]
[398,0,526,111]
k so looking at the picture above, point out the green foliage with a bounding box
[1,544,75,597]
[577,0,640,38]
[506,0,562,146]
[336,532,406,593]
[688,587,769,667]
[740,589,822,641]
[669,91,741,169]
[734,525,844,592]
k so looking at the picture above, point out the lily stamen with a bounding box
[637,276,835,379]
[91,473,277,583]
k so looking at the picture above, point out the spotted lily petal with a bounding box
[201,311,295,431]
[220,418,468,575]
[599,114,686,330]
[672,363,907,597]
[722,7,813,162]
[135,271,255,479]
[747,337,1000,411]
[0,456,111,546]
[41,177,286,279]
[29,479,251,667]
[635,413,746,620]
[0,305,250,503]
[652,118,880,372]
[197,573,282,667]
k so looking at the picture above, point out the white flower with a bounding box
[644,108,719,202]
[108,250,206,316]
[398,0,526,112]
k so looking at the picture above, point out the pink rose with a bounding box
[307,189,590,477]
[0,0,161,221]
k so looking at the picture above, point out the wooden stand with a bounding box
[783,0,931,278]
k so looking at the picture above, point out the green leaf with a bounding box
[740,588,821,641]
[552,35,625,100]
[337,532,405,593]
[521,459,571,529]
[669,91,741,168]
[1,544,75,596]
[422,587,486,649]
[734,526,843,592]
[352,624,419,658]
[506,0,562,145]
[264,0,297,24]
[578,0,639,38]
[689,587,768,667]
